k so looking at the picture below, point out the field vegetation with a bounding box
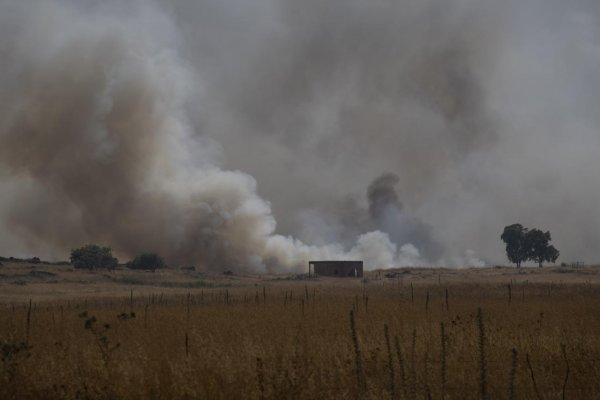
[1,263,600,399]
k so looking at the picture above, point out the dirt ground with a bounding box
[1,258,598,303]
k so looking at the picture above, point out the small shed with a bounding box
[308,261,363,278]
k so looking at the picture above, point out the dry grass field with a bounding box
[1,261,600,399]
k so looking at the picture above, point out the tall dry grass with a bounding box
[1,281,600,399]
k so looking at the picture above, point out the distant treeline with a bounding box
[0,255,69,265]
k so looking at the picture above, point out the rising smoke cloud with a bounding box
[367,173,443,262]
[1,0,600,270]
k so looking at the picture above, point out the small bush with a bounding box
[127,253,165,271]
[70,245,118,270]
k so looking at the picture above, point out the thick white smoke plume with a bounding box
[1,0,599,270]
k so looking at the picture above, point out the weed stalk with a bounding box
[477,307,488,400]
[384,324,396,399]
[350,310,367,397]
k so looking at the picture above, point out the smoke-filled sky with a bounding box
[1,0,600,271]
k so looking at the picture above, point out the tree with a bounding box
[126,253,165,271]
[547,245,560,264]
[501,224,560,268]
[525,229,560,268]
[500,224,528,268]
[70,245,118,270]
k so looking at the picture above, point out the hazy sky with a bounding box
[1,0,599,270]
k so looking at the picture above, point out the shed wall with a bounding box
[309,261,363,278]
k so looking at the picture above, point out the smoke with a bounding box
[0,1,279,270]
[1,0,600,270]
[367,173,443,261]
[368,173,402,220]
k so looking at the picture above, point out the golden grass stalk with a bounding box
[395,334,408,399]
[477,307,488,400]
[350,309,367,397]
[384,324,396,399]
[508,348,518,400]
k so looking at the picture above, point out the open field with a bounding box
[1,261,600,399]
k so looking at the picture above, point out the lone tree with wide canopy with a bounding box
[525,229,560,268]
[501,224,529,268]
[501,224,560,268]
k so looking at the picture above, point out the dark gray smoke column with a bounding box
[368,173,403,220]
[367,173,443,262]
